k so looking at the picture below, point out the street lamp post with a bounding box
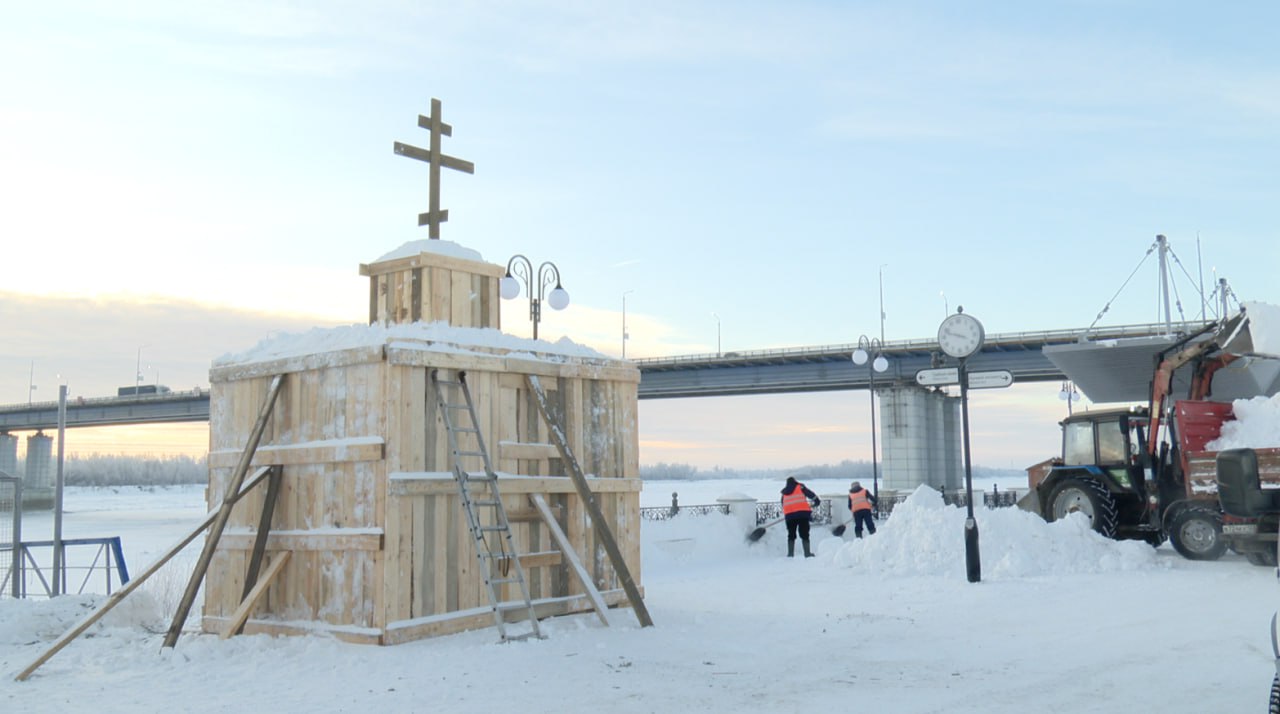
[135,345,146,395]
[622,290,634,358]
[1059,381,1082,415]
[852,335,889,505]
[500,255,570,341]
[712,312,721,357]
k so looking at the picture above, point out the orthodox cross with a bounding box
[393,97,475,239]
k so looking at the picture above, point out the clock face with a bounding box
[937,313,985,359]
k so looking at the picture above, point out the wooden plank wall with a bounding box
[205,359,388,634]
[387,477,641,623]
[208,342,641,644]
[359,251,502,328]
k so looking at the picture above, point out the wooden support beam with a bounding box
[530,494,609,627]
[221,552,291,640]
[525,373,652,627]
[163,373,284,649]
[237,466,283,633]
[14,466,274,681]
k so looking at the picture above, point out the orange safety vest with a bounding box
[849,489,873,513]
[782,484,812,515]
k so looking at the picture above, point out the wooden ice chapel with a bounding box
[15,98,651,679]
[193,98,651,644]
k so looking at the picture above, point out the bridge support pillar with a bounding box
[879,385,961,493]
[0,433,16,477]
[22,432,53,509]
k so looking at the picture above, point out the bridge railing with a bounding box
[631,320,1212,366]
[0,387,210,415]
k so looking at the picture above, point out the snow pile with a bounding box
[830,486,1164,579]
[372,239,485,264]
[1246,301,1280,358]
[1208,393,1280,450]
[214,320,609,366]
[0,592,165,647]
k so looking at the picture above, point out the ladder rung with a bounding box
[494,601,532,611]
[455,450,486,458]
[474,500,501,507]
[489,577,521,586]
[479,525,509,533]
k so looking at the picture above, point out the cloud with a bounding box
[0,291,351,403]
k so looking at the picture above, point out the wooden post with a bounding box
[235,465,283,635]
[524,375,653,627]
[529,494,609,626]
[162,374,284,649]
[221,552,291,640]
[15,466,274,681]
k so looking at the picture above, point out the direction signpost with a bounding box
[966,369,1013,389]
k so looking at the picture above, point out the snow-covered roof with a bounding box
[214,320,608,367]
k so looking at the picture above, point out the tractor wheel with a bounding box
[1246,550,1278,567]
[1168,507,1227,561]
[1046,477,1119,538]
[1270,674,1280,714]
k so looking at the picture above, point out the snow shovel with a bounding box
[746,516,785,543]
[832,518,852,537]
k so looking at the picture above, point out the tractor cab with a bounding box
[1032,406,1158,541]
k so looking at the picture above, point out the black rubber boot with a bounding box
[803,539,814,558]
[787,538,795,557]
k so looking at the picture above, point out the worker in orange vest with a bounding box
[781,475,821,557]
[848,481,878,538]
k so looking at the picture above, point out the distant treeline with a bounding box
[640,459,1024,483]
[9,454,208,486]
[8,454,1018,487]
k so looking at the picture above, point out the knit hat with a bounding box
[785,476,797,487]
[850,481,861,491]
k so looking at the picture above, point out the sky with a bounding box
[1,481,1276,711]
[3,1,1279,469]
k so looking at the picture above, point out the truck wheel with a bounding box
[1270,674,1280,714]
[1046,477,1118,538]
[1246,550,1278,567]
[1168,507,1227,560]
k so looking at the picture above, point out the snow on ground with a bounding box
[1,483,1276,713]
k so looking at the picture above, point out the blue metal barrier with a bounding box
[1,536,131,598]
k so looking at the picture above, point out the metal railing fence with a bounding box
[0,476,19,597]
[1,537,131,599]
[638,487,1023,525]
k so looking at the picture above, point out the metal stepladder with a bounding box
[430,369,543,642]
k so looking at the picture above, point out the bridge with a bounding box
[0,321,1196,431]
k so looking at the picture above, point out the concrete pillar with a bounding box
[25,433,52,489]
[879,385,964,494]
[716,495,759,532]
[941,393,962,491]
[0,433,17,477]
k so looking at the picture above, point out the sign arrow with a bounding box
[967,370,1014,389]
[915,367,959,386]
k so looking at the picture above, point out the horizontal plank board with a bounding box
[358,251,505,279]
[202,616,382,645]
[385,346,638,383]
[388,475,642,497]
[210,345,386,383]
[218,529,385,552]
[209,437,385,468]
[498,441,560,460]
[383,589,630,645]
